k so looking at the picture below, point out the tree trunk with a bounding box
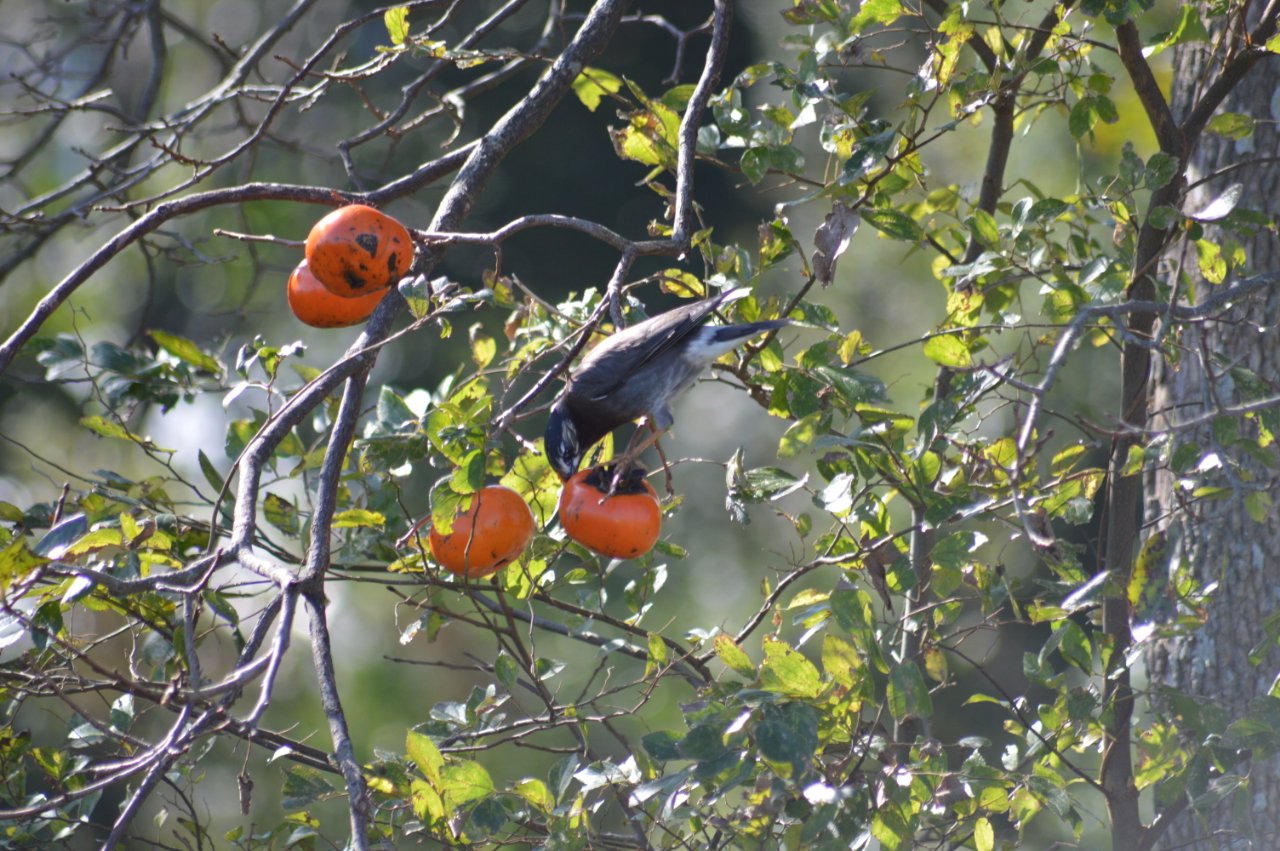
[1147,19,1280,850]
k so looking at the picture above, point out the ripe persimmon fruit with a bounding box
[426,485,536,578]
[304,204,414,298]
[558,464,661,559]
[287,260,388,328]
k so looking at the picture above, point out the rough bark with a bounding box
[1147,21,1280,850]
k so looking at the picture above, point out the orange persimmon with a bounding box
[304,204,413,298]
[426,486,536,578]
[287,260,387,328]
[558,464,661,559]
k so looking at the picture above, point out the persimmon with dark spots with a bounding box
[558,464,661,559]
[423,485,536,578]
[287,260,388,328]
[304,204,414,298]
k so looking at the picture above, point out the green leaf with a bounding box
[1144,153,1180,190]
[871,804,912,850]
[1028,198,1070,222]
[384,7,410,45]
[760,638,821,698]
[887,661,932,721]
[743,467,806,500]
[430,482,468,538]
[441,761,494,810]
[923,647,948,682]
[1245,491,1271,524]
[80,415,173,452]
[281,766,336,810]
[377,386,416,430]
[470,334,496,369]
[974,816,995,851]
[332,509,385,529]
[514,778,553,812]
[646,631,669,676]
[714,634,757,678]
[1094,95,1119,124]
[203,589,240,628]
[863,208,923,242]
[967,210,1000,248]
[1069,98,1095,139]
[838,329,869,364]
[1057,620,1093,673]
[406,730,443,787]
[641,730,682,761]
[494,652,520,692]
[470,796,507,832]
[657,268,705,298]
[1120,444,1145,476]
[572,67,622,112]
[225,411,304,461]
[922,333,972,367]
[450,450,486,495]
[610,97,680,170]
[778,411,826,458]
[197,450,225,494]
[754,702,819,774]
[853,0,905,30]
[1128,530,1168,616]
[0,538,49,591]
[30,600,63,651]
[1143,6,1209,58]
[1205,112,1254,140]
[678,724,728,761]
[411,779,444,822]
[263,493,299,534]
[740,147,768,184]
[613,124,663,166]
[63,527,123,557]
[1195,239,1227,284]
[148,329,221,375]
[1267,33,1280,54]
[821,633,863,689]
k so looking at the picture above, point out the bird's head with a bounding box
[544,401,582,480]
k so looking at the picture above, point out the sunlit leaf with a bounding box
[714,634,757,678]
[384,7,410,45]
[332,509,384,529]
[406,730,443,787]
[922,333,972,367]
[80,416,173,453]
[148,329,221,375]
[1142,6,1209,57]
[441,761,494,810]
[863,208,923,242]
[760,637,821,698]
[572,67,622,112]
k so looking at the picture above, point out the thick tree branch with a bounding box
[1116,22,1183,158]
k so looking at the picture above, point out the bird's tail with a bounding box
[689,319,791,361]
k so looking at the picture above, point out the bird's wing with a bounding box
[573,292,742,401]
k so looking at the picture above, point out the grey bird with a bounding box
[544,289,789,481]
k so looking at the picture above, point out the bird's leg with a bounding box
[609,419,666,493]
[652,434,675,496]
